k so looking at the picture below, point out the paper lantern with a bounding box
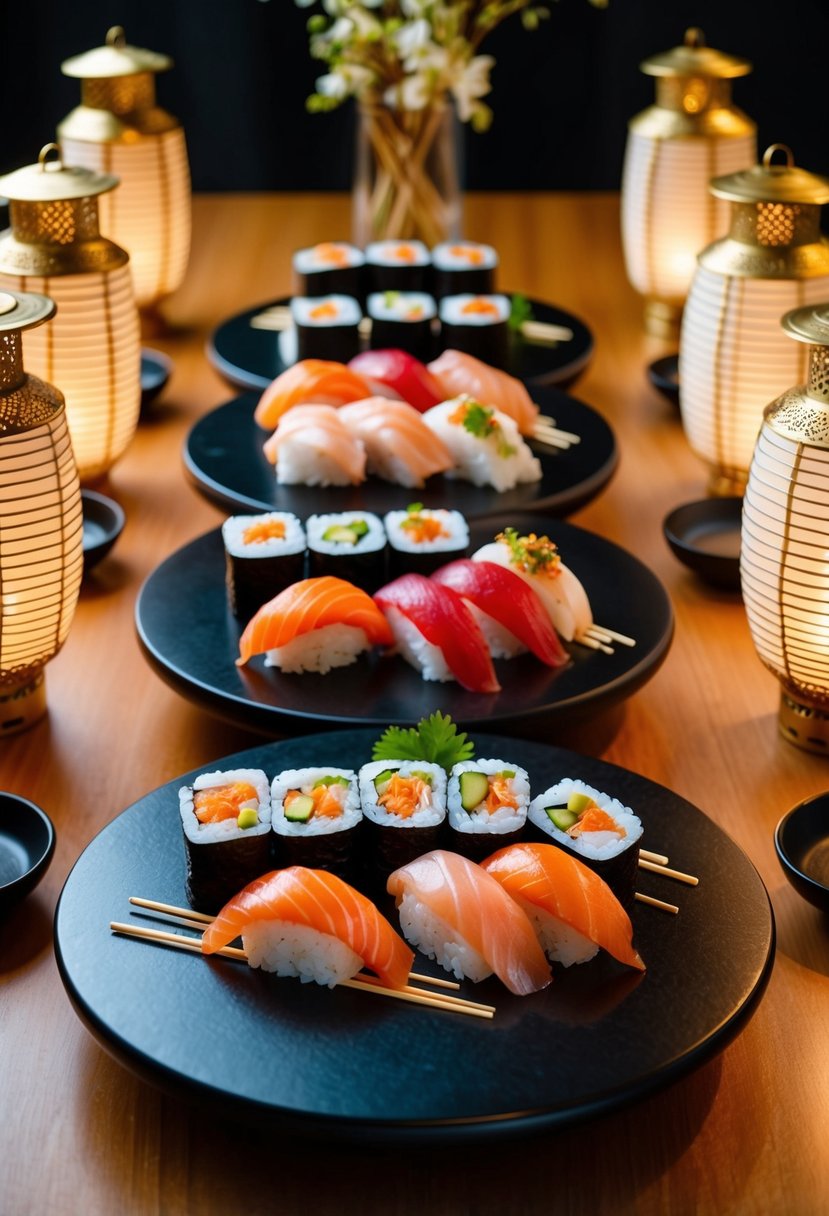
[741,303,829,753]
[679,146,829,495]
[0,144,141,483]
[0,290,83,735]
[58,25,191,310]
[621,28,756,337]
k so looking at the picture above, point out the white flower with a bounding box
[402,42,449,78]
[316,63,375,98]
[401,0,431,14]
[393,18,432,60]
[449,54,495,122]
[384,71,434,112]
[345,5,383,36]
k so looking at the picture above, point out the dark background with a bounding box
[2,0,828,191]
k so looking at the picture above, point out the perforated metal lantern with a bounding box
[679,146,829,495]
[621,28,756,337]
[0,144,141,482]
[58,26,191,310]
[0,290,83,734]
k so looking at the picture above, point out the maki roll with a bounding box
[383,504,469,577]
[222,512,306,620]
[306,511,387,592]
[446,759,530,861]
[367,292,436,360]
[438,294,511,370]
[526,778,644,910]
[271,767,362,883]
[358,759,447,891]
[365,240,430,294]
[292,241,365,299]
[179,768,272,914]
[431,241,498,299]
[291,295,362,363]
[422,397,542,492]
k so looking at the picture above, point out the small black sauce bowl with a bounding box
[81,490,126,573]
[647,354,680,408]
[775,794,829,914]
[140,348,173,412]
[0,793,56,915]
[663,497,742,591]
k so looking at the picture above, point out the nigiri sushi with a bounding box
[262,404,366,486]
[236,575,393,672]
[338,397,453,487]
[431,559,569,667]
[202,866,414,989]
[374,572,500,693]
[254,359,374,430]
[481,842,645,971]
[386,849,551,995]
[428,349,539,436]
[421,397,541,492]
[472,527,592,643]
[349,349,445,413]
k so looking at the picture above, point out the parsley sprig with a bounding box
[371,712,475,772]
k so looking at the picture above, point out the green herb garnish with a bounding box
[509,292,534,333]
[455,399,516,459]
[496,526,560,575]
[371,712,475,772]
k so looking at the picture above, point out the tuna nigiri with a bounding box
[338,397,453,487]
[428,349,539,436]
[254,359,374,430]
[431,559,569,667]
[262,404,366,486]
[202,866,414,989]
[374,572,501,693]
[387,849,551,995]
[480,842,645,971]
[237,575,393,672]
[349,349,445,413]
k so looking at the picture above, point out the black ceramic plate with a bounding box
[663,498,742,592]
[183,389,617,520]
[53,729,775,1142]
[135,513,673,735]
[208,294,594,392]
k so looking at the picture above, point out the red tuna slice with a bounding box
[374,572,501,693]
[349,349,445,413]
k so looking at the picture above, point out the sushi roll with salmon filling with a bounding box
[291,295,363,364]
[222,512,306,621]
[306,511,386,592]
[358,760,447,890]
[439,294,511,370]
[292,241,365,300]
[179,768,272,914]
[367,292,436,361]
[447,760,530,861]
[271,767,361,882]
[431,241,497,299]
[527,778,644,910]
[422,397,542,493]
[384,504,469,577]
[365,240,431,294]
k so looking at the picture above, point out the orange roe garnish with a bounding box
[242,519,287,545]
[309,300,340,320]
[378,774,429,819]
[400,514,450,543]
[461,297,499,317]
[194,782,259,824]
[393,244,418,263]
[569,805,625,838]
[483,776,519,815]
[285,785,344,820]
[313,242,350,266]
[448,244,485,265]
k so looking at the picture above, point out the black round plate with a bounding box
[663,498,742,592]
[53,729,775,1142]
[647,354,680,408]
[183,389,617,520]
[81,490,126,573]
[135,513,673,734]
[208,294,594,392]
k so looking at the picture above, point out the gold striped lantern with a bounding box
[621,28,756,337]
[0,144,141,483]
[741,304,829,753]
[679,146,829,496]
[58,26,191,310]
[0,290,83,735]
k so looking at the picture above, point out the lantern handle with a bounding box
[37,144,63,174]
[763,144,795,170]
[106,26,126,48]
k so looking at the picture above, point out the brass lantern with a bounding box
[0,290,83,735]
[621,28,756,337]
[58,25,191,311]
[0,144,141,483]
[741,304,829,753]
[679,146,829,495]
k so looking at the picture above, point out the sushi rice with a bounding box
[179,768,272,845]
[306,512,386,558]
[448,759,530,837]
[396,891,492,983]
[358,759,446,829]
[384,507,468,555]
[242,921,364,987]
[264,622,375,673]
[271,767,361,837]
[422,397,541,492]
[527,778,643,859]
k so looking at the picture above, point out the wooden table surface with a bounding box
[2,192,828,1215]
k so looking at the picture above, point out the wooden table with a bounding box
[2,193,827,1214]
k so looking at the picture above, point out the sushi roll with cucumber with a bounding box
[367,292,436,360]
[222,512,306,620]
[431,241,497,299]
[526,778,644,909]
[271,767,362,882]
[292,241,365,299]
[306,511,386,592]
[446,759,530,861]
[422,397,542,492]
[358,759,447,889]
[438,294,511,370]
[365,240,430,294]
[291,295,362,363]
[384,504,469,577]
[179,768,272,913]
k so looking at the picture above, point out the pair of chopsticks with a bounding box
[250,305,574,346]
[635,848,699,916]
[577,624,637,657]
[111,897,495,1020]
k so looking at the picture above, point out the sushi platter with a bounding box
[53,729,775,1142]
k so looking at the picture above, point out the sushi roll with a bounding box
[365,240,430,294]
[431,241,498,299]
[387,849,551,994]
[202,866,414,990]
[271,767,362,882]
[422,397,542,492]
[383,504,469,577]
[291,295,363,364]
[236,575,393,673]
[438,295,511,370]
[526,778,644,909]
[254,360,374,431]
[179,768,272,914]
[446,759,530,861]
[338,400,453,489]
[306,511,387,593]
[222,512,306,621]
[428,348,539,436]
[367,292,436,361]
[263,404,366,487]
[358,759,446,890]
[349,348,445,412]
[292,241,365,300]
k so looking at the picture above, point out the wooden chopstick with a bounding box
[640,848,670,866]
[638,858,699,887]
[634,892,679,915]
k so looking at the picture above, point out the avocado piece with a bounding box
[349,519,369,538]
[313,775,350,788]
[373,768,396,795]
[409,769,434,787]
[459,770,490,812]
[322,524,360,545]
[284,793,314,822]
[495,769,516,780]
[567,791,595,814]
[546,806,578,831]
[236,807,259,830]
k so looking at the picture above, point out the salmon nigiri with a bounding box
[428,349,539,436]
[202,867,414,989]
[387,849,551,995]
[262,404,366,486]
[481,842,645,971]
[237,575,393,671]
[338,397,453,487]
[254,359,374,430]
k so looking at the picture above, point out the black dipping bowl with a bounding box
[663,497,742,592]
[140,348,173,412]
[82,490,126,573]
[775,793,829,913]
[647,354,680,408]
[0,793,55,915]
